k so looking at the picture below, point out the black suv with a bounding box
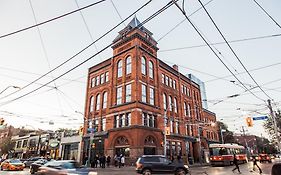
[136,155,189,175]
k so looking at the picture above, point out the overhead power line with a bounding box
[197,0,272,101]
[0,0,175,107]
[172,0,266,103]
[159,33,281,52]
[252,0,281,29]
[0,0,152,101]
[0,0,106,39]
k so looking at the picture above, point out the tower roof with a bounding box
[113,16,154,43]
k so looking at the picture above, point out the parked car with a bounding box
[0,159,25,171]
[24,157,42,167]
[30,159,51,174]
[259,154,272,163]
[37,160,92,175]
[136,155,189,175]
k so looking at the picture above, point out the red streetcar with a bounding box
[209,143,247,166]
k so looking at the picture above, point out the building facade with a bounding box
[82,17,219,164]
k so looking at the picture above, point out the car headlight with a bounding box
[184,165,189,169]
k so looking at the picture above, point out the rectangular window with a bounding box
[102,118,106,131]
[96,76,100,86]
[170,120,173,133]
[149,87,155,105]
[125,84,131,103]
[173,80,176,89]
[126,113,131,126]
[114,115,119,128]
[22,140,28,148]
[119,114,123,127]
[187,87,190,96]
[91,77,95,88]
[105,72,109,82]
[100,74,105,84]
[181,85,184,94]
[143,113,147,126]
[117,87,122,105]
[141,84,147,103]
[184,86,187,95]
[165,76,169,86]
[169,77,173,87]
[162,74,165,84]
[175,121,179,134]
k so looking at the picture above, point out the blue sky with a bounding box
[0,0,280,138]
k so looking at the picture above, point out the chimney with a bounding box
[173,64,178,71]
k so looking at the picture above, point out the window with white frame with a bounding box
[126,56,132,75]
[169,95,173,111]
[91,77,95,88]
[184,102,187,116]
[174,98,178,113]
[100,74,105,84]
[175,121,179,134]
[102,118,106,131]
[117,60,123,78]
[125,84,131,103]
[141,84,147,103]
[163,93,167,110]
[105,72,109,82]
[117,87,122,105]
[162,74,165,84]
[170,120,173,133]
[96,94,100,110]
[169,77,173,87]
[149,61,154,79]
[165,76,169,85]
[102,92,108,109]
[187,104,191,117]
[149,87,155,105]
[173,80,176,89]
[141,56,146,75]
[142,113,156,128]
[96,76,100,86]
[90,96,94,112]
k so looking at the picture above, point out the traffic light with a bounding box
[92,143,96,148]
[246,117,253,127]
[0,118,4,125]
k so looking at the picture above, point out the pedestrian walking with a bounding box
[232,154,241,174]
[114,154,118,167]
[106,155,111,167]
[118,154,122,168]
[252,156,262,174]
[121,155,125,167]
[177,154,182,163]
[100,154,106,168]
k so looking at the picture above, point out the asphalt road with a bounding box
[0,159,279,175]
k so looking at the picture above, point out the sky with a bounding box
[0,0,280,139]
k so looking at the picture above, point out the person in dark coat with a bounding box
[106,155,111,167]
[272,163,281,175]
[232,155,241,174]
[252,156,262,174]
[101,154,106,168]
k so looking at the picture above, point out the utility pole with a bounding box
[241,126,249,157]
[267,99,281,152]
[163,110,167,157]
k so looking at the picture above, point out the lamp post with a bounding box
[0,85,20,95]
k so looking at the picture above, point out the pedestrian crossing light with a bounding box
[0,118,4,125]
[246,117,253,127]
[165,127,170,135]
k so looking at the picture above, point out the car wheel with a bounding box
[142,169,152,175]
[176,168,186,175]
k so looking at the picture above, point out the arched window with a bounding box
[102,92,108,109]
[169,95,173,111]
[117,60,123,78]
[174,97,178,113]
[96,94,100,110]
[141,56,146,75]
[149,61,154,79]
[90,96,94,112]
[126,56,132,74]
[144,136,156,146]
[163,93,167,110]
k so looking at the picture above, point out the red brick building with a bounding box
[82,17,219,164]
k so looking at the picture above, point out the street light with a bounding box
[0,85,21,95]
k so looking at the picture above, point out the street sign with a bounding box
[252,116,268,121]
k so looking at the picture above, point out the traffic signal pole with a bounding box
[163,110,167,157]
[267,99,281,152]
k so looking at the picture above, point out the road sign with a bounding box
[252,116,268,121]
